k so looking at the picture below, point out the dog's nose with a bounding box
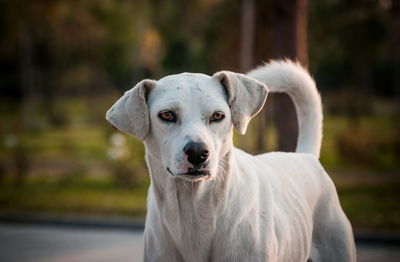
[183,142,210,165]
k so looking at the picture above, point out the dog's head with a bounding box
[106,71,268,182]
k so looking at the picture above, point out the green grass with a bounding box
[320,114,399,170]
[0,177,149,218]
[22,125,108,161]
[338,183,400,230]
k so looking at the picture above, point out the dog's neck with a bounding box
[144,149,234,259]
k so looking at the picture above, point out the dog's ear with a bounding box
[105,79,157,141]
[213,71,268,134]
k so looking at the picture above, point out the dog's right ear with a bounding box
[105,79,157,141]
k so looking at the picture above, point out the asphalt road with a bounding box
[0,224,143,262]
[0,224,399,262]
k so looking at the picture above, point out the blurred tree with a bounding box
[0,0,150,113]
[252,0,308,153]
[151,0,226,75]
[0,0,398,170]
[0,0,152,182]
[269,0,309,152]
[19,22,36,130]
[391,0,400,114]
[309,0,389,94]
[205,0,242,72]
[240,0,255,72]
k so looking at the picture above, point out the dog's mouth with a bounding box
[167,167,211,182]
[185,170,209,176]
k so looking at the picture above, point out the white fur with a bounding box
[247,60,322,157]
[106,60,356,262]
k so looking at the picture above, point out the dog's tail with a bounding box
[247,60,322,158]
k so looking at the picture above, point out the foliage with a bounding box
[1,0,398,95]
[309,0,395,96]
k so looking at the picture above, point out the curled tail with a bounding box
[247,60,323,158]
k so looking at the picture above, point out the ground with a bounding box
[0,223,399,262]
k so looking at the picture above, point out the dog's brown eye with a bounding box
[158,111,176,122]
[210,112,225,122]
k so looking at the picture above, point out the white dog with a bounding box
[106,60,356,261]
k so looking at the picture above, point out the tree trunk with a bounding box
[241,0,269,152]
[240,0,256,73]
[271,0,309,152]
[392,0,400,116]
[16,23,34,185]
[19,24,35,129]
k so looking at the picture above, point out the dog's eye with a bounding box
[158,111,177,122]
[210,111,225,122]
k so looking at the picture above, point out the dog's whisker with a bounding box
[166,167,175,177]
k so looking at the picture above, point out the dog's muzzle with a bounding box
[166,141,211,180]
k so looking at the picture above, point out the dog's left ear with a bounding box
[105,79,157,141]
[213,71,268,134]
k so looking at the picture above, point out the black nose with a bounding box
[183,142,210,165]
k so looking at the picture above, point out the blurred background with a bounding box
[0,0,399,238]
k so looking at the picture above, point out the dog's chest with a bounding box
[156,187,219,261]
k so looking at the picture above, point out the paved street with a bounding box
[0,223,399,262]
[0,224,143,262]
